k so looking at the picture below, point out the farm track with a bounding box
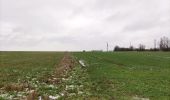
[26,52,76,100]
[1,52,170,99]
[55,52,75,76]
[46,52,76,84]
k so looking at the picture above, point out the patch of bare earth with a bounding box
[43,53,75,84]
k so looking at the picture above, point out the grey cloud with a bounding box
[0,0,170,51]
[122,17,161,32]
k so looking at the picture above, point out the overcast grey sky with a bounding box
[0,0,170,51]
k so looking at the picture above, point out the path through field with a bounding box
[0,52,94,100]
[0,51,170,100]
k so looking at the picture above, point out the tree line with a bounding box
[114,36,170,51]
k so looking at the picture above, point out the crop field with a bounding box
[0,52,64,84]
[0,51,170,100]
[74,52,170,100]
[0,52,64,99]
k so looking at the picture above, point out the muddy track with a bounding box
[46,52,76,84]
[26,52,76,100]
[55,52,75,77]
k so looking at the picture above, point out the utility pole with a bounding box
[107,42,109,52]
[130,42,132,47]
[154,39,156,49]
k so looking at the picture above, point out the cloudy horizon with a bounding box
[0,0,170,51]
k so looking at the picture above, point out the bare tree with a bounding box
[154,39,157,49]
[159,36,170,51]
[114,45,120,51]
[139,44,145,51]
[129,46,134,51]
[107,42,109,52]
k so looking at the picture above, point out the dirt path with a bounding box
[54,52,75,77]
[26,52,76,100]
[42,52,76,85]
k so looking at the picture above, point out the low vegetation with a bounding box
[74,52,170,100]
[0,51,170,100]
[0,51,64,99]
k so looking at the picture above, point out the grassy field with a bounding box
[74,52,170,100]
[0,51,170,100]
[0,51,64,84]
[0,51,64,99]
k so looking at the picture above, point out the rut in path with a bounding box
[41,52,76,84]
[26,52,76,100]
[54,52,75,77]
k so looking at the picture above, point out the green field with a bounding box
[0,52,64,84]
[0,52,64,99]
[74,52,170,100]
[0,51,170,100]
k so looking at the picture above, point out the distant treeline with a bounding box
[114,36,170,51]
